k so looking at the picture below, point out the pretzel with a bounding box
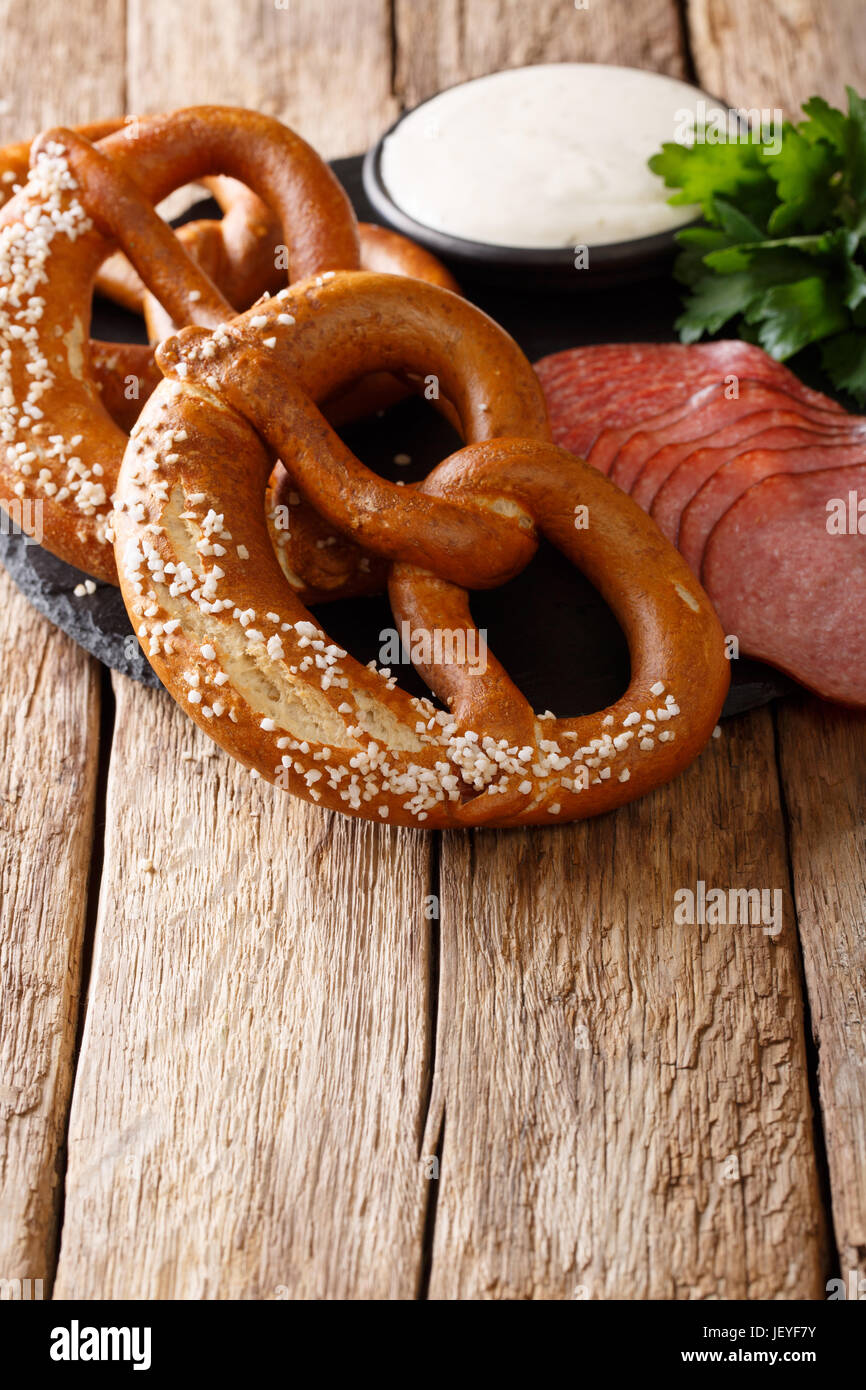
[129,179,459,423]
[0,111,458,580]
[1,119,165,432]
[1,120,184,432]
[0,119,120,209]
[112,270,729,828]
[0,106,362,582]
[123,207,458,433]
[0,118,356,317]
[10,131,457,404]
[134,183,458,336]
[135,182,460,422]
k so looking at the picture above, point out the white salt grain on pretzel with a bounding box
[112,271,729,828]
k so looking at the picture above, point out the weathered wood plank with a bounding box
[690,0,866,1306]
[53,678,432,1299]
[0,569,100,1288]
[688,0,866,115]
[127,0,399,158]
[395,0,824,1302]
[0,0,122,1292]
[394,0,687,107]
[55,0,433,1298]
[0,0,125,139]
[776,700,866,1281]
[427,711,828,1299]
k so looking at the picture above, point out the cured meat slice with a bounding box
[535,341,844,462]
[589,381,720,478]
[702,465,866,706]
[626,383,856,505]
[678,437,866,572]
[652,428,866,548]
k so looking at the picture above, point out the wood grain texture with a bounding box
[1,0,857,1305]
[402,0,826,1301]
[54,4,433,1299]
[0,569,99,1287]
[0,0,126,139]
[776,700,866,1280]
[688,0,866,1297]
[0,0,121,1292]
[53,678,432,1298]
[427,711,828,1298]
[688,0,866,115]
[394,0,687,106]
[127,0,398,158]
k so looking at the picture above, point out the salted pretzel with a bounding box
[131,183,458,338]
[119,174,459,422]
[3,120,457,410]
[1,119,164,432]
[112,271,729,828]
[0,119,120,208]
[1,119,195,431]
[134,185,460,425]
[0,117,354,319]
[0,110,458,578]
[0,105,363,582]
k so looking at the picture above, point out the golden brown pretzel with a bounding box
[139,186,459,340]
[1,119,206,427]
[135,189,460,435]
[134,181,461,428]
[112,271,729,828]
[0,119,166,431]
[0,112,460,577]
[0,119,120,208]
[103,174,458,328]
[1,115,457,454]
[0,106,360,581]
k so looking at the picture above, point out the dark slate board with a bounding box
[0,155,794,716]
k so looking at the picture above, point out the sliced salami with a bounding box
[592,383,722,480]
[702,465,866,706]
[628,383,857,508]
[589,381,720,478]
[535,341,845,461]
[678,437,866,572]
[652,428,866,549]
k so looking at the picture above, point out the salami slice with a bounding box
[535,341,845,461]
[702,465,866,706]
[652,428,866,549]
[627,384,856,508]
[678,437,866,572]
[589,382,720,478]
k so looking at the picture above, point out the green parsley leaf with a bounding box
[648,140,771,221]
[843,86,866,206]
[649,86,866,402]
[743,277,848,359]
[800,95,847,152]
[675,271,763,342]
[762,128,841,234]
[671,226,733,287]
[821,329,866,397]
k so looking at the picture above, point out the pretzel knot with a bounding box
[113,271,729,828]
[0,106,455,585]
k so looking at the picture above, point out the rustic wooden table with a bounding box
[1,0,864,1301]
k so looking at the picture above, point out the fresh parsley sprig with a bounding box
[649,88,866,403]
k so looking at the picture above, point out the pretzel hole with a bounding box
[93,190,226,324]
[276,393,631,719]
[469,538,630,717]
[284,394,464,706]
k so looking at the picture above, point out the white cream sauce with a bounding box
[380,64,704,248]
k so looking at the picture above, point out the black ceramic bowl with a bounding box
[362,71,712,291]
